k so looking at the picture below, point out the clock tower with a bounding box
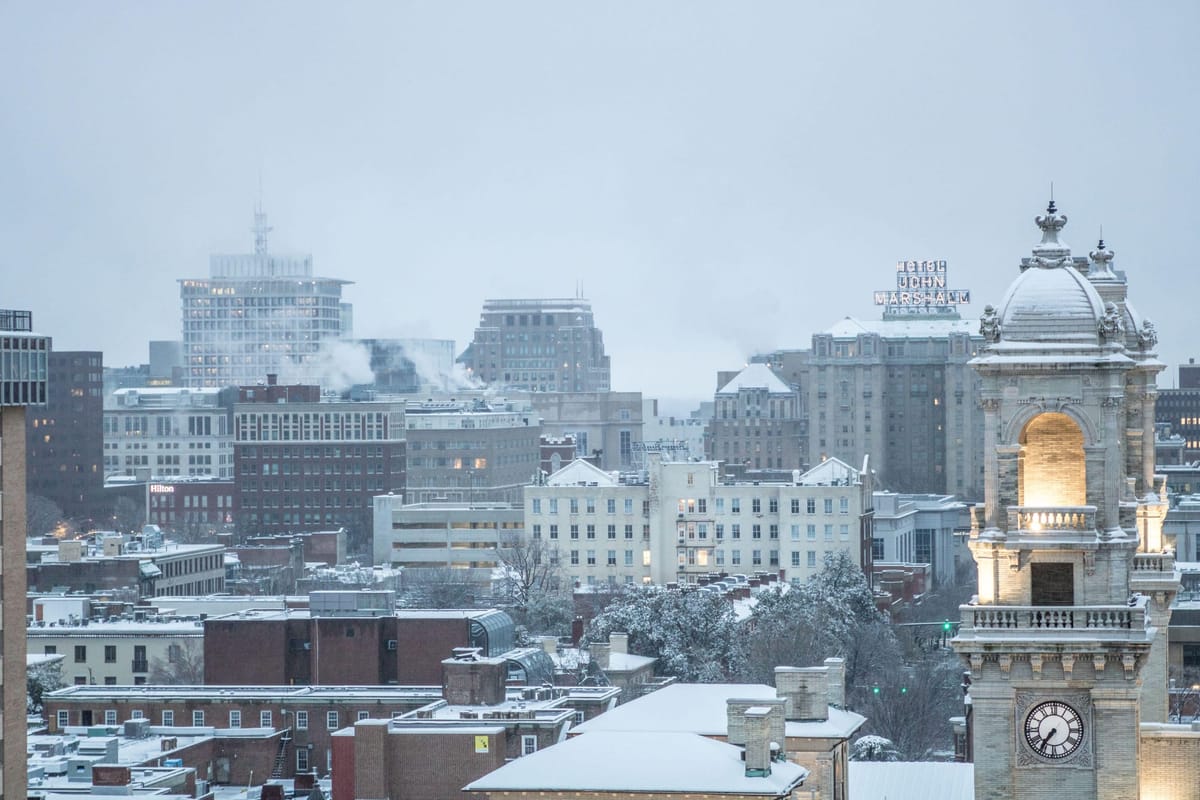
[953,201,1178,800]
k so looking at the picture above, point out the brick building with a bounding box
[331,653,619,800]
[203,592,516,686]
[27,539,225,598]
[233,377,406,555]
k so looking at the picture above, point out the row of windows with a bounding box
[533,523,651,540]
[531,498,643,515]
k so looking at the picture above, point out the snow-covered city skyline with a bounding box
[3,3,1200,402]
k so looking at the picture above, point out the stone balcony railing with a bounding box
[1131,552,1176,574]
[959,595,1151,639]
[1006,505,1096,535]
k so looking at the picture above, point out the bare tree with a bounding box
[148,639,205,685]
[497,533,564,605]
[399,568,479,608]
[112,496,144,533]
[854,651,963,760]
[27,494,72,538]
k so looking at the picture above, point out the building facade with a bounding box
[26,350,104,524]
[372,499,522,582]
[28,538,226,598]
[706,363,805,472]
[104,387,236,480]
[233,378,406,551]
[951,203,1184,799]
[0,307,49,800]
[403,399,538,504]
[458,298,611,392]
[28,617,204,686]
[524,455,873,587]
[528,391,643,470]
[869,492,967,586]
[180,209,352,389]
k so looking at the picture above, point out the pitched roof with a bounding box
[798,457,860,486]
[464,730,808,796]
[717,363,792,395]
[545,458,618,487]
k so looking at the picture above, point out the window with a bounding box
[840,524,849,539]
[162,711,175,726]
[230,710,242,728]
[624,550,634,566]
[297,748,309,772]
[261,711,272,728]
[532,524,542,539]
[586,524,595,539]
[807,524,816,540]
[752,549,762,566]
[105,710,117,725]
[132,710,145,720]
[769,499,778,513]
[586,498,596,514]
[104,645,117,663]
[327,711,339,730]
[549,498,558,514]
[698,499,707,513]
[791,552,801,567]
[569,498,579,514]
[807,551,817,568]
[587,550,596,566]
[193,711,205,727]
[607,550,617,566]
[607,498,616,514]
[532,498,541,514]
[752,524,762,539]
[790,524,800,540]
[872,538,885,560]
[74,645,87,663]
[570,524,579,539]
[731,524,741,539]
[358,711,370,721]
[769,550,779,566]
[732,550,742,565]
[824,498,834,514]
[570,550,579,565]
[769,524,779,539]
[752,498,762,513]
[791,498,800,514]
[715,498,725,512]
[840,497,849,514]
[549,524,558,539]
[716,524,724,539]
[57,710,69,729]
[624,524,633,539]
[44,645,57,655]
[522,735,538,756]
[731,498,741,514]
[624,499,633,514]
[296,711,308,730]
[807,498,816,514]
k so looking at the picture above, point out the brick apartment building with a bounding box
[204,591,516,685]
[27,538,225,598]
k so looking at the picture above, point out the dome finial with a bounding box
[1032,194,1069,265]
[1089,229,1116,277]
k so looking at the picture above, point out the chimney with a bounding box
[590,642,611,671]
[441,652,507,706]
[776,666,829,721]
[742,707,773,776]
[726,697,787,753]
[541,636,558,656]
[824,657,846,709]
[609,632,628,655]
[571,617,584,646]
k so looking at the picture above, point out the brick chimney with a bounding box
[726,697,787,754]
[742,707,774,776]
[590,642,611,671]
[609,632,628,655]
[824,657,846,709]
[775,666,829,722]
[442,651,507,706]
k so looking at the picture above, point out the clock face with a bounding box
[1023,701,1084,760]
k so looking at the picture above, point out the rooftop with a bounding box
[823,315,979,340]
[717,363,793,395]
[465,730,808,796]
[47,685,443,702]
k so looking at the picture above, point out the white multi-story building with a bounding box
[28,614,204,687]
[103,387,234,479]
[869,492,968,586]
[524,455,873,587]
[179,209,352,389]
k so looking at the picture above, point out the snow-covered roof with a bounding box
[464,730,808,796]
[798,457,860,487]
[717,363,792,395]
[606,652,656,672]
[996,261,1105,344]
[823,316,978,339]
[848,761,974,800]
[570,683,865,740]
[545,459,619,487]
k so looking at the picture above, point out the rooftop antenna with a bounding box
[1047,181,1056,214]
[252,171,271,255]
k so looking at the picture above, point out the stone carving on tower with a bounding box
[952,200,1178,800]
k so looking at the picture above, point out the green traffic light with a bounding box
[900,687,908,694]
[872,686,880,695]
[942,619,952,631]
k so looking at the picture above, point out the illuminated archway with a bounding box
[1019,412,1085,507]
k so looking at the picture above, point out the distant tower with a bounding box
[953,201,1177,800]
[179,208,353,388]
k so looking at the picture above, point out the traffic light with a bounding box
[942,619,952,632]
[900,686,908,694]
[872,686,880,695]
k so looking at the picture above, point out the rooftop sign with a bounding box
[874,260,970,315]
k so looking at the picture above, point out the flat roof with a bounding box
[571,682,866,740]
[47,685,443,702]
[848,762,974,800]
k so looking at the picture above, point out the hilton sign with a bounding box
[874,260,970,314]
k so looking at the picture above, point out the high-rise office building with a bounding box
[705,363,805,472]
[458,298,611,392]
[180,208,352,388]
[26,350,103,524]
[0,307,50,800]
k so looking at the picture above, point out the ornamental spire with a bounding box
[1031,198,1070,267]
[1089,233,1116,278]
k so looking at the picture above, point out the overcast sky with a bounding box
[2,2,1198,407]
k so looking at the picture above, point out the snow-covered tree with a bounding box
[585,586,744,682]
[742,550,898,688]
[28,658,64,715]
[850,735,901,762]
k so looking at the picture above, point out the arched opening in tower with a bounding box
[1019,412,1086,508]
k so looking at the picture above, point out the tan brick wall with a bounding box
[1019,412,1085,507]
[1140,727,1200,800]
[1,407,29,800]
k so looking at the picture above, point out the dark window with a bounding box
[1030,563,1074,606]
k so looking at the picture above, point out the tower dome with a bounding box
[991,201,1109,345]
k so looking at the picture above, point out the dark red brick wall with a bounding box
[204,619,288,684]
[393,619,471,684]
[389,730,506,800]
[312,617,384,685]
